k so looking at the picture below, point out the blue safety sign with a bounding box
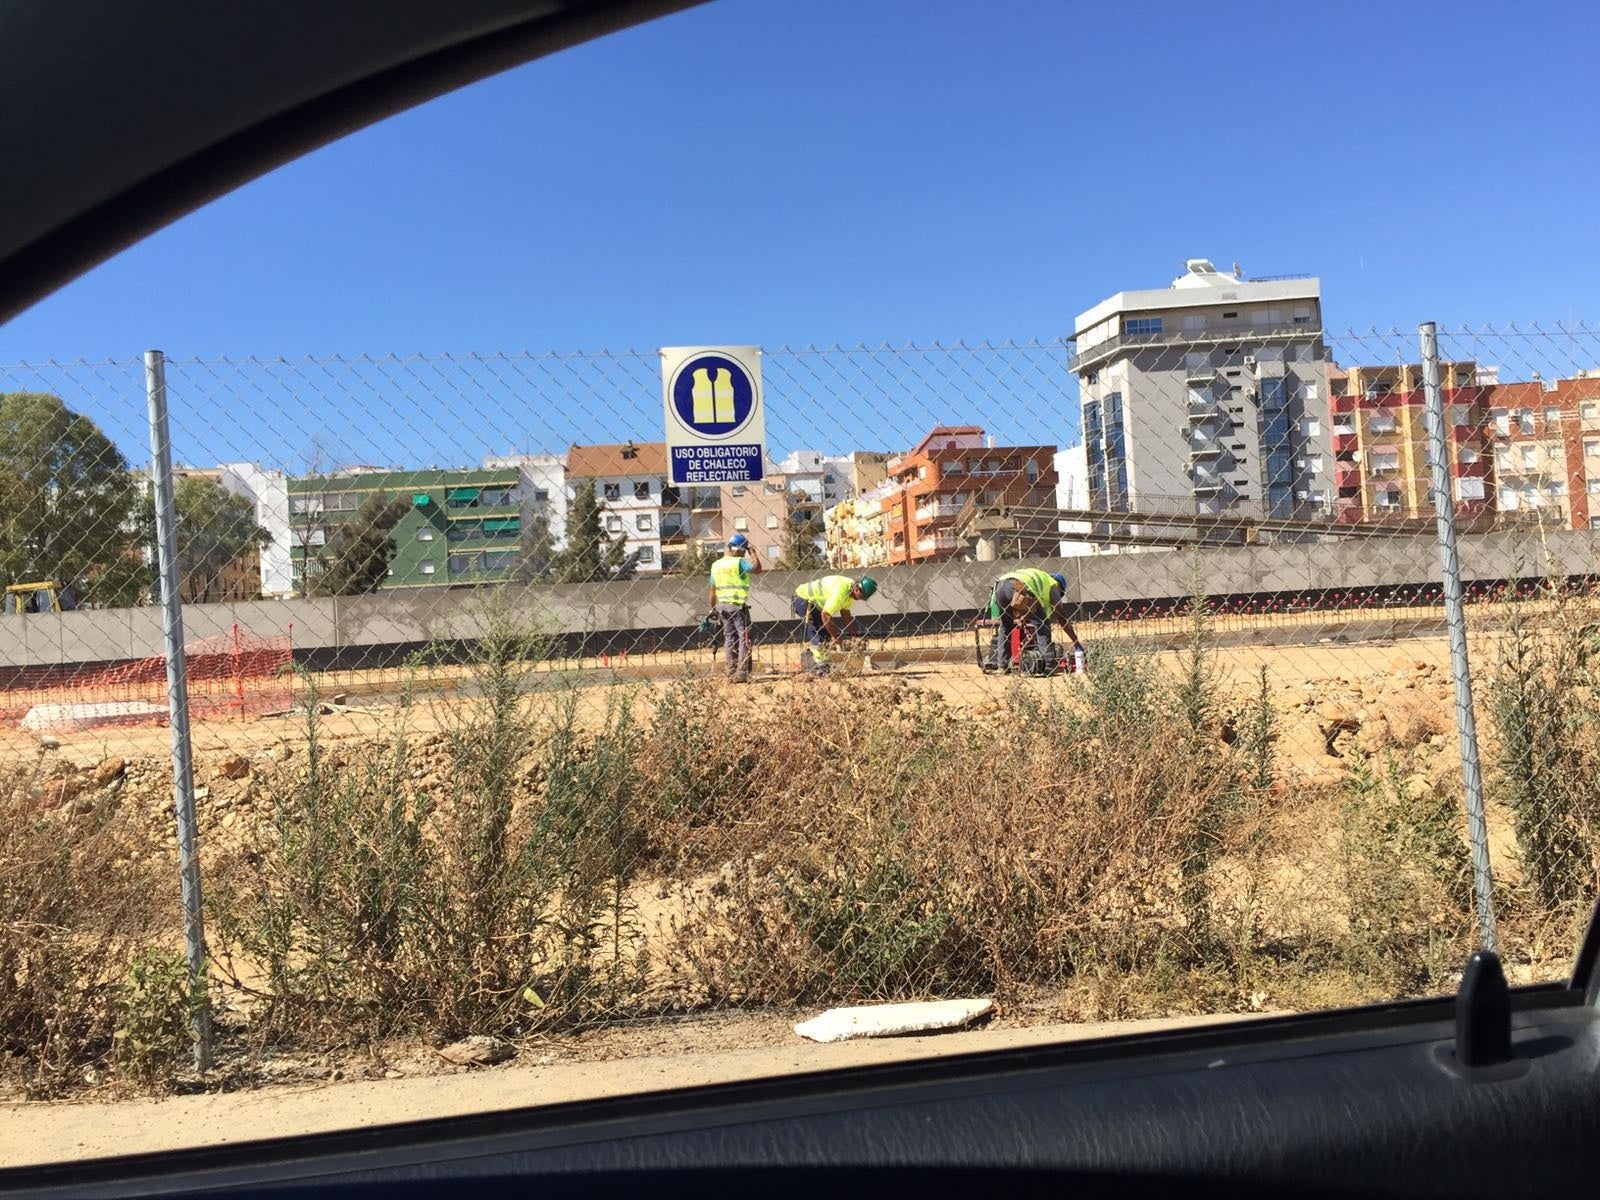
[660,345,767,485]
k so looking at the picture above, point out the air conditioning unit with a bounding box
[1244,356,1259,374]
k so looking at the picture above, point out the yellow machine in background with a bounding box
[4,581,62,615]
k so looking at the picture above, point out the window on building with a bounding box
[636,513,652,531]
[1491,409,1510,435]
[1548,481,1567,497]
[532,488,549,503]
[1582,402,1600,421]
[637,546,655,563]
[944,460,963,475]
[1222,311,1238,319]
[1125,317,1162,335]
[448,554,472,574]
[661,486,682,506]
[1307,455,1325,473]
[1369,414,1397,434]
[418,560,436,575]
[1182,314,1207,331]
[1499,485,1520,510]
[1372,450,1401,472]
[1521,445,1539,469]
[824,474,836,485]
[766,544,780,559]
[1301,418,1322,438]
[1025,460,1039,483]
[482,551,515,575]
[1459,446,1480,464]
[1249,308,1283,326]
[734,516,748,531]
[605,515,623,532]
[1545,407,1562,425]
[732,485,747,497]
[416,527,435,540]
[1292,305,1313,324]
[1456,477,1486,501]
[1518,410,1535,434]
[1585,439,1600,458]
[765,514,779,529]
[1377,488,1402,508]
[1588,479,1600,495]
[1447,404,1471,426]
[603,482,621,501]
[634,481,651,500]
[478,486,519,507]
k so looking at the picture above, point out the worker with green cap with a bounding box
[707,533,763,682]
[985,567,1082,673]
[792,574,877,676]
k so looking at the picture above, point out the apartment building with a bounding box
[722,474,790,564]
[565,441,699,573]
[482,452,569,555]
[1070,259,1332,524]
[1490,375,1600,529]
[882,426,1056,564]
[288,466,524,592]
[1328,361,1491,526]
[824,483,897,568]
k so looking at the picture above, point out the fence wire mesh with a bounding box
[3,322,1600,1093]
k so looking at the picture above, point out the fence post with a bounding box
[1418,322,1498,953]
[144,349,213,1070]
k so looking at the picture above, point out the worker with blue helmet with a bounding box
[707,532,763,682]
[984,566,1083,674]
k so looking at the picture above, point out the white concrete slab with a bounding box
[794,998,994,1043]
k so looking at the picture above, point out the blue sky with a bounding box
[0,0,1596,466]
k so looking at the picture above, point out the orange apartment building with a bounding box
[1489,375,1600,530]
[880,426,1057,565]
[1329,361,1493,527]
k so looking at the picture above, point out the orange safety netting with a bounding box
[1,625,294,726]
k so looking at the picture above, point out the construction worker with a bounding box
[986,567,1083,672]
[792,574,877,676]
[708,533,762,682]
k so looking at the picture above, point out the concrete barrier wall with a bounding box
[2,530,1594,671]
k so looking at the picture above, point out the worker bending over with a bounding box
[793,574,877,676]
[987,567,1083,672]
[708,533,762,682]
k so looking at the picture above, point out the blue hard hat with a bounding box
[1051,573,1067,592]
[728,533,749,550]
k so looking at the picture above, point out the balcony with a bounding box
[659,523,687,543]
[914,532,958,554]
[1069,322,1324,372]
[1334,463,1361,486]
[689,489,721,511]
[913,499,967,522]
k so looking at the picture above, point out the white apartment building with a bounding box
[1070,259,1333,525]
[483,452,569,553]
[1052,445,1095,557]
[214,462,294,597]
[565,441,722,573]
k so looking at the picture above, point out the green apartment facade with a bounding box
[289,468,524,592]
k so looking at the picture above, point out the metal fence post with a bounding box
[144,349,213,1070]
[1419,322,1498,953]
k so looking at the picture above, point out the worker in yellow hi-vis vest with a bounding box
[707,533,763,682]
[984,567,1083,673]
[792,574,878,677]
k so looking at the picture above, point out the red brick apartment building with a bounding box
[1489,375,1600,530]
[881,426,1057,564]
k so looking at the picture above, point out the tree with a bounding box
[675,540,722,579]
[513,502,557,583]
[776,491,827,571]
[311,492,409,596]
[163,476,272,602]
[549,480,637,583]
[0,392,145,605]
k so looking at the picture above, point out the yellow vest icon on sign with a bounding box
[691,367,736,424]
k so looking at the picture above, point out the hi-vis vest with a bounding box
[1001,567,1057,613]
[692,368,736,424]
[710,555,751,605]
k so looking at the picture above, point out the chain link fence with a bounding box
[2,322,1599,1092]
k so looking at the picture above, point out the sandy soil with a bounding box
[0,1009,1271,1169]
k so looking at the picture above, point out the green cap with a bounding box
[857,576,878,598]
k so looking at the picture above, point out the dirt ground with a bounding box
[0,1009,1271,1168]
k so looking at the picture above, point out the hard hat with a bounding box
[728,533,749,551]
[1051,573,1068,592]
[857,576,878,598]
